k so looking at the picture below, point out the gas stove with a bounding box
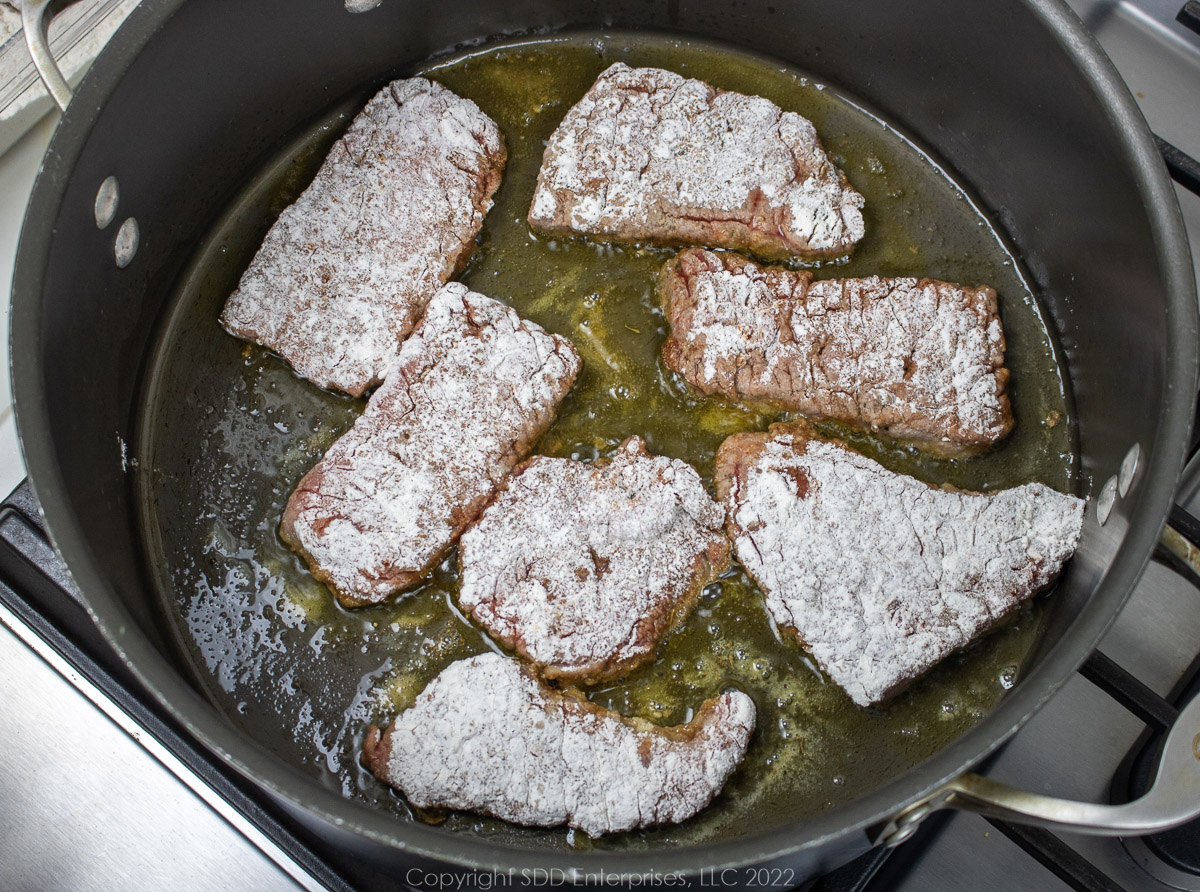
[1,2,1199,890]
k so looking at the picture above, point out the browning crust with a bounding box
[366,654,756,836]
[280,284,580,607]
[529,64,864,261]
[361,725,392,779]
[221,78,506,396]
[457,437,730,683]
[663,249,1013,455]
[715,422,1085,706]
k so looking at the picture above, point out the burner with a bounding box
[1115,647,1200,884]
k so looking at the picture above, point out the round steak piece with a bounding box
[458,436,730,683]
[714,420,1085,707]
[222,78,506,396]
[280,284,580,607]
[661,248,1012,455]
[528,63,864,261]
[363,653,756,836]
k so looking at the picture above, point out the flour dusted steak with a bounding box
[661,249,1012,455]
[221,78,506,396]
[280,284,580,607]
[528,64,864,261]
[714,421,1085,707]
[457,437,729,683]
[362,653,755,836]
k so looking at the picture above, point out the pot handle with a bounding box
[876,522,1200,848]
[876,686,1200,846]
[21,0,85,112]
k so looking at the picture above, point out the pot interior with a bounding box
[133,30,1079,852]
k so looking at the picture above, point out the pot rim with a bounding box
[9,0,1199,877]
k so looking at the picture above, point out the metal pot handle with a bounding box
[876,521,1200,847]
[876,687,1200,846]
[21,0,86,112]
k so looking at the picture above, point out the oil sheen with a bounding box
[136,33,1075,850]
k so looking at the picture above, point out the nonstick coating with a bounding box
[133,30,1080,854]
[10,0,1198,881]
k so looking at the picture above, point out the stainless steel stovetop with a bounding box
[1,2,1199,890]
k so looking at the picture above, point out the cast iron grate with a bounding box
[1179,1,1200,36]
[1115,647,1200,875]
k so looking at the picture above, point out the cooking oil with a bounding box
[136,32,1075,850]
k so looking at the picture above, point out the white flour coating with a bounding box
[221,78,505,396]
[457,437,729,682]
[661,249,1011,453]
[367,653,756,836]
[280,284,580,607]
[716,425,1085,706]
[529,64,864,260]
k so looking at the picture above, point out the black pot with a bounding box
[10,0,1199,883]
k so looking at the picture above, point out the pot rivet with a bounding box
[1097,475,1118,526]
[114,217,139,269]
[94,176,119,229]
[882,801,933,847]
[1118,443,1140,497]
[883,818,923,848]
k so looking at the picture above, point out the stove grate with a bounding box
[1179,1,1200,36]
